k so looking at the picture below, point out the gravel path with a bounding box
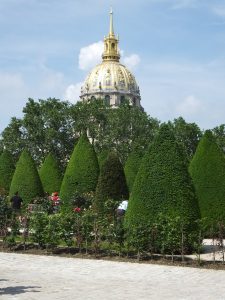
[1,252,225,300]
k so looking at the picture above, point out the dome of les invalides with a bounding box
[80,9,141,108]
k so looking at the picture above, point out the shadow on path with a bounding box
[0,285,41,295]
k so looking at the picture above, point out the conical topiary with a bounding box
[98,149,109,170]
[0,150,15,193]
[60,134,99,208]
[125,124,200,228]
[9,149,44,205]
[39,153,62,195]
[94,152,129,213]
[189,130,225,225]
[124,148,144,192]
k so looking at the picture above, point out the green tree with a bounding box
[98,149,109,170]
[124,147,144,192]
[39,153,62,194]
[212,124,225,153]
[22,98,75,167]
[0,98,76,167]
[189,130,225,225]
[0,98,159,168]
[0,150,15,193]
[60,134,99,209]
[102,102,159,164]
[0,117,25,160]
[168,117,202,160]
[125,124,200,232]
[9,149,44,205]
[94,152,129,214]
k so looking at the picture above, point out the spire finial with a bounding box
[109,7,114,36]
[102,8,120,62]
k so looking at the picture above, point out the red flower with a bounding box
[73,207,81,213]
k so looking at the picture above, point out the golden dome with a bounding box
[81,61,140,96]
[80,9,141,107]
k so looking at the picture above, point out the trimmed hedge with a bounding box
[0,150,15,193]
[189,130,225,225]
[9,149,44,205]
[124,148,143,192]
[60,134,99,208]
[39,153,62,195]
[125,124,200,228]
[98,149,109,170]
[94,152,129,213]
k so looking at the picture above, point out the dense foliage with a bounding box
[0,99,75,166]
[60,134,99,208]
[9,149,44,205]
[39,153,62,194]
[0,98,159,166]
[94,152,129,213]
[0,150,15,193]
[124,147,144,192]
[212,124,225,153]
[125,124,200,232]
[168,117,202,160]
[189,130,225,225]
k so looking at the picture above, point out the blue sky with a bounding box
[1,0,225,132]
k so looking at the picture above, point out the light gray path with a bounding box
[0,252,225,300]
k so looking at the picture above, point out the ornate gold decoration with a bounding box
[80,9,141,107]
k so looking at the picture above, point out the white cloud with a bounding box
[122,54,141,70]
[176,95,202,115]
[78,40,141,72]
[78,41,103,71]
[63,82,83,103]
[213,5,225,18]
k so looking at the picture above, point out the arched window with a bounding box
[104,95,110,106]
[120,95,125,105]
[132,98,136,106]
[111,43,115,49]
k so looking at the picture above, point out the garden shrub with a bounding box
[98,149,109,170]
[9,149,44,206]
[39,152,62,194]
[94,152,129,214]
[124,148,143,192]
[125,124,200,235]
[60,134,99,209]
[0,150,15,193]
[189,130,225,225]
[29,212,49,248]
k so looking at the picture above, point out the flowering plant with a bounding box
[73,207,81,213]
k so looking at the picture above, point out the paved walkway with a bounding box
[1,252,225,299]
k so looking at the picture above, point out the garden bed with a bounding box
[1,239,225,271]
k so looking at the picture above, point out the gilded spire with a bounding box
[109,7,114,36]
[102,8,120,62]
